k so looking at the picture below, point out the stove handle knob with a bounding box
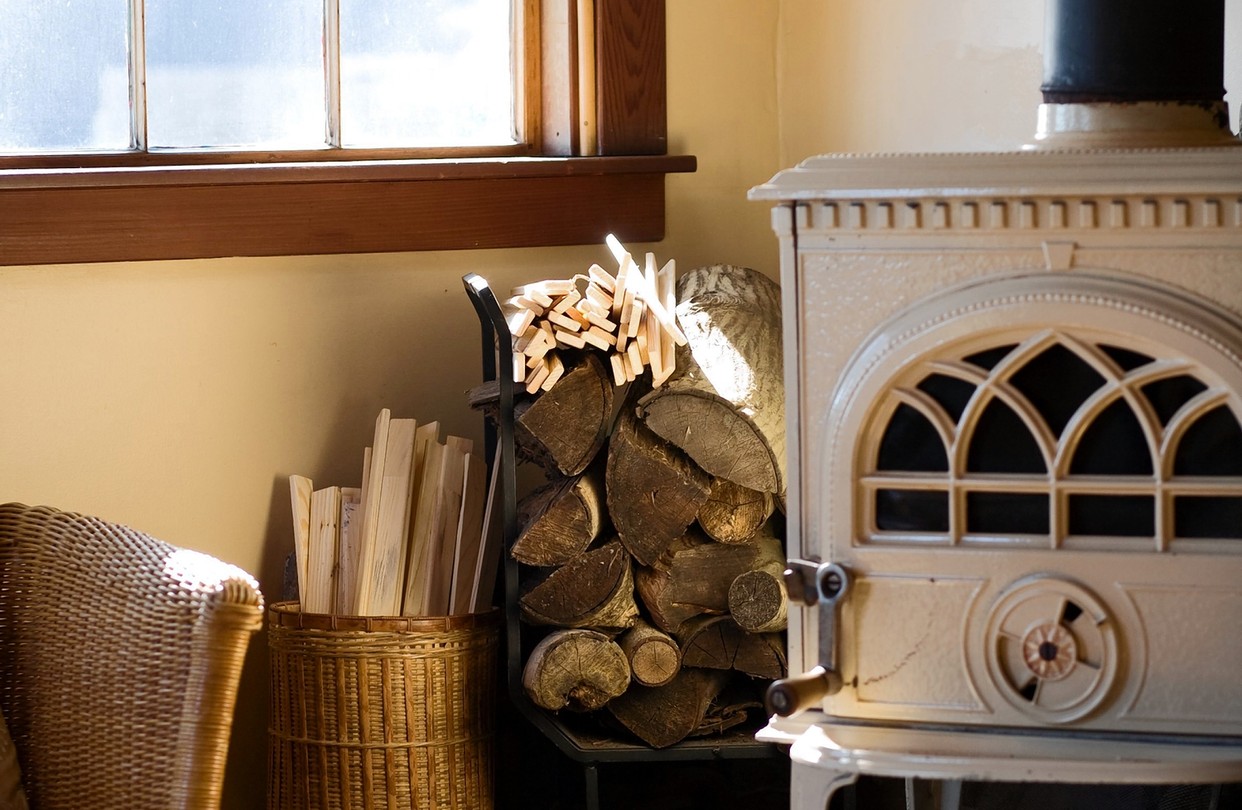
[766,666,842,717]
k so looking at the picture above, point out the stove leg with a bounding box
[583,763,600,810]
[940,779,963,810]
[904,777,963,810]
[790,759,858,810]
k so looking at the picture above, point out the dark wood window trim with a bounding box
[0,0,693,266]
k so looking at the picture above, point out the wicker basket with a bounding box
[267,602,499,810]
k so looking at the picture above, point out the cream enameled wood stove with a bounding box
[751,1,1242,807]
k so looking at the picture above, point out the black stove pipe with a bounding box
[1042,0,1225,104]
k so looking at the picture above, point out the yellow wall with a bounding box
[777,0,1242,158]
[0,2,781,803]
[2,1,1240,804]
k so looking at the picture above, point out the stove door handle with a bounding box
[766,665,842,717]
[766,561,852,717]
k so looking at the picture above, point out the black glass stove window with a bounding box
[1069,399,1153,476]
[963,344,1017,372]
[1141,375,1208,427]
[1174,405,1242,476]
[1068,494,1155,537]
[1010,344,1106,438]
[877,403,948,472]
[1099,344,1154,372]
[966,492,1050,535]
[967,399,1046,474]
[875,489,949,532]
[916,373,976,425]
[1175,496,1242,539]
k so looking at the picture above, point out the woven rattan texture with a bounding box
[267,602,498,810]
[0,502,263,810]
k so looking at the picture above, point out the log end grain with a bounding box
[619,619,682,688]
[639,392,782,494]
[517,354,615,476]
[511,473,604,566]
[523,629,632,712]
[728,569,788,634]
[519,541,639,632]
[698,477,775,544]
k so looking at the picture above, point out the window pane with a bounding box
[145,0,324,148]
[1175,496,1242,539]
[963,344,1017,372]
[916,373,976,425]
[1069,398,1152,476]
[1140,374,1207,427]
[340,0,514,147]
[967,399,1046,474]
[1010,344,1105,439]
[876,403,948,472]
[0,0,130,151]
[1174,405,1242,476]
[966,492,1049,535]
[1068,494,1154,537]
[875,490,949,533]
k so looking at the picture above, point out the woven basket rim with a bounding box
[268,600,500,633]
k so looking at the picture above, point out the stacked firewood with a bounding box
[480,257,788,748]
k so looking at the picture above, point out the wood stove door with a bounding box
[813,272,1242,737]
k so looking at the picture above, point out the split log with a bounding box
[636,265,787,496]
[727,525,789,633]
[519,541,638,632]
[618,619,682,688]
[606,668,729,748]
[511,471,605,566]
[467,363,623,478]
[515,353,616,476]
[697,477,775,544]
[523,629,631,712]
[634,529,784,634]
[606,410,711,566]
[677,615,787,680]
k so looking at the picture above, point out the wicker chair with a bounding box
[0,503,263,809]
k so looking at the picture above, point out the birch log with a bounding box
[636,265,786,496]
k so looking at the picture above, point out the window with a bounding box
[862,329,1242,550]
[3,0,519,153]
[0,0,692,265]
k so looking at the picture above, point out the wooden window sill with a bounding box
[0,154,696,266]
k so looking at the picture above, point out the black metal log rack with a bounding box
[462,273,779,809]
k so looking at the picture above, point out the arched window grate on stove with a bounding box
[860,327,1242,551]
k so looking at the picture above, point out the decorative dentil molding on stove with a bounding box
[789,194,1242,235]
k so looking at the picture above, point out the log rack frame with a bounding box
[463,273,781,809]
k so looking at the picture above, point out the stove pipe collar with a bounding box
[1031,0,1238,148]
